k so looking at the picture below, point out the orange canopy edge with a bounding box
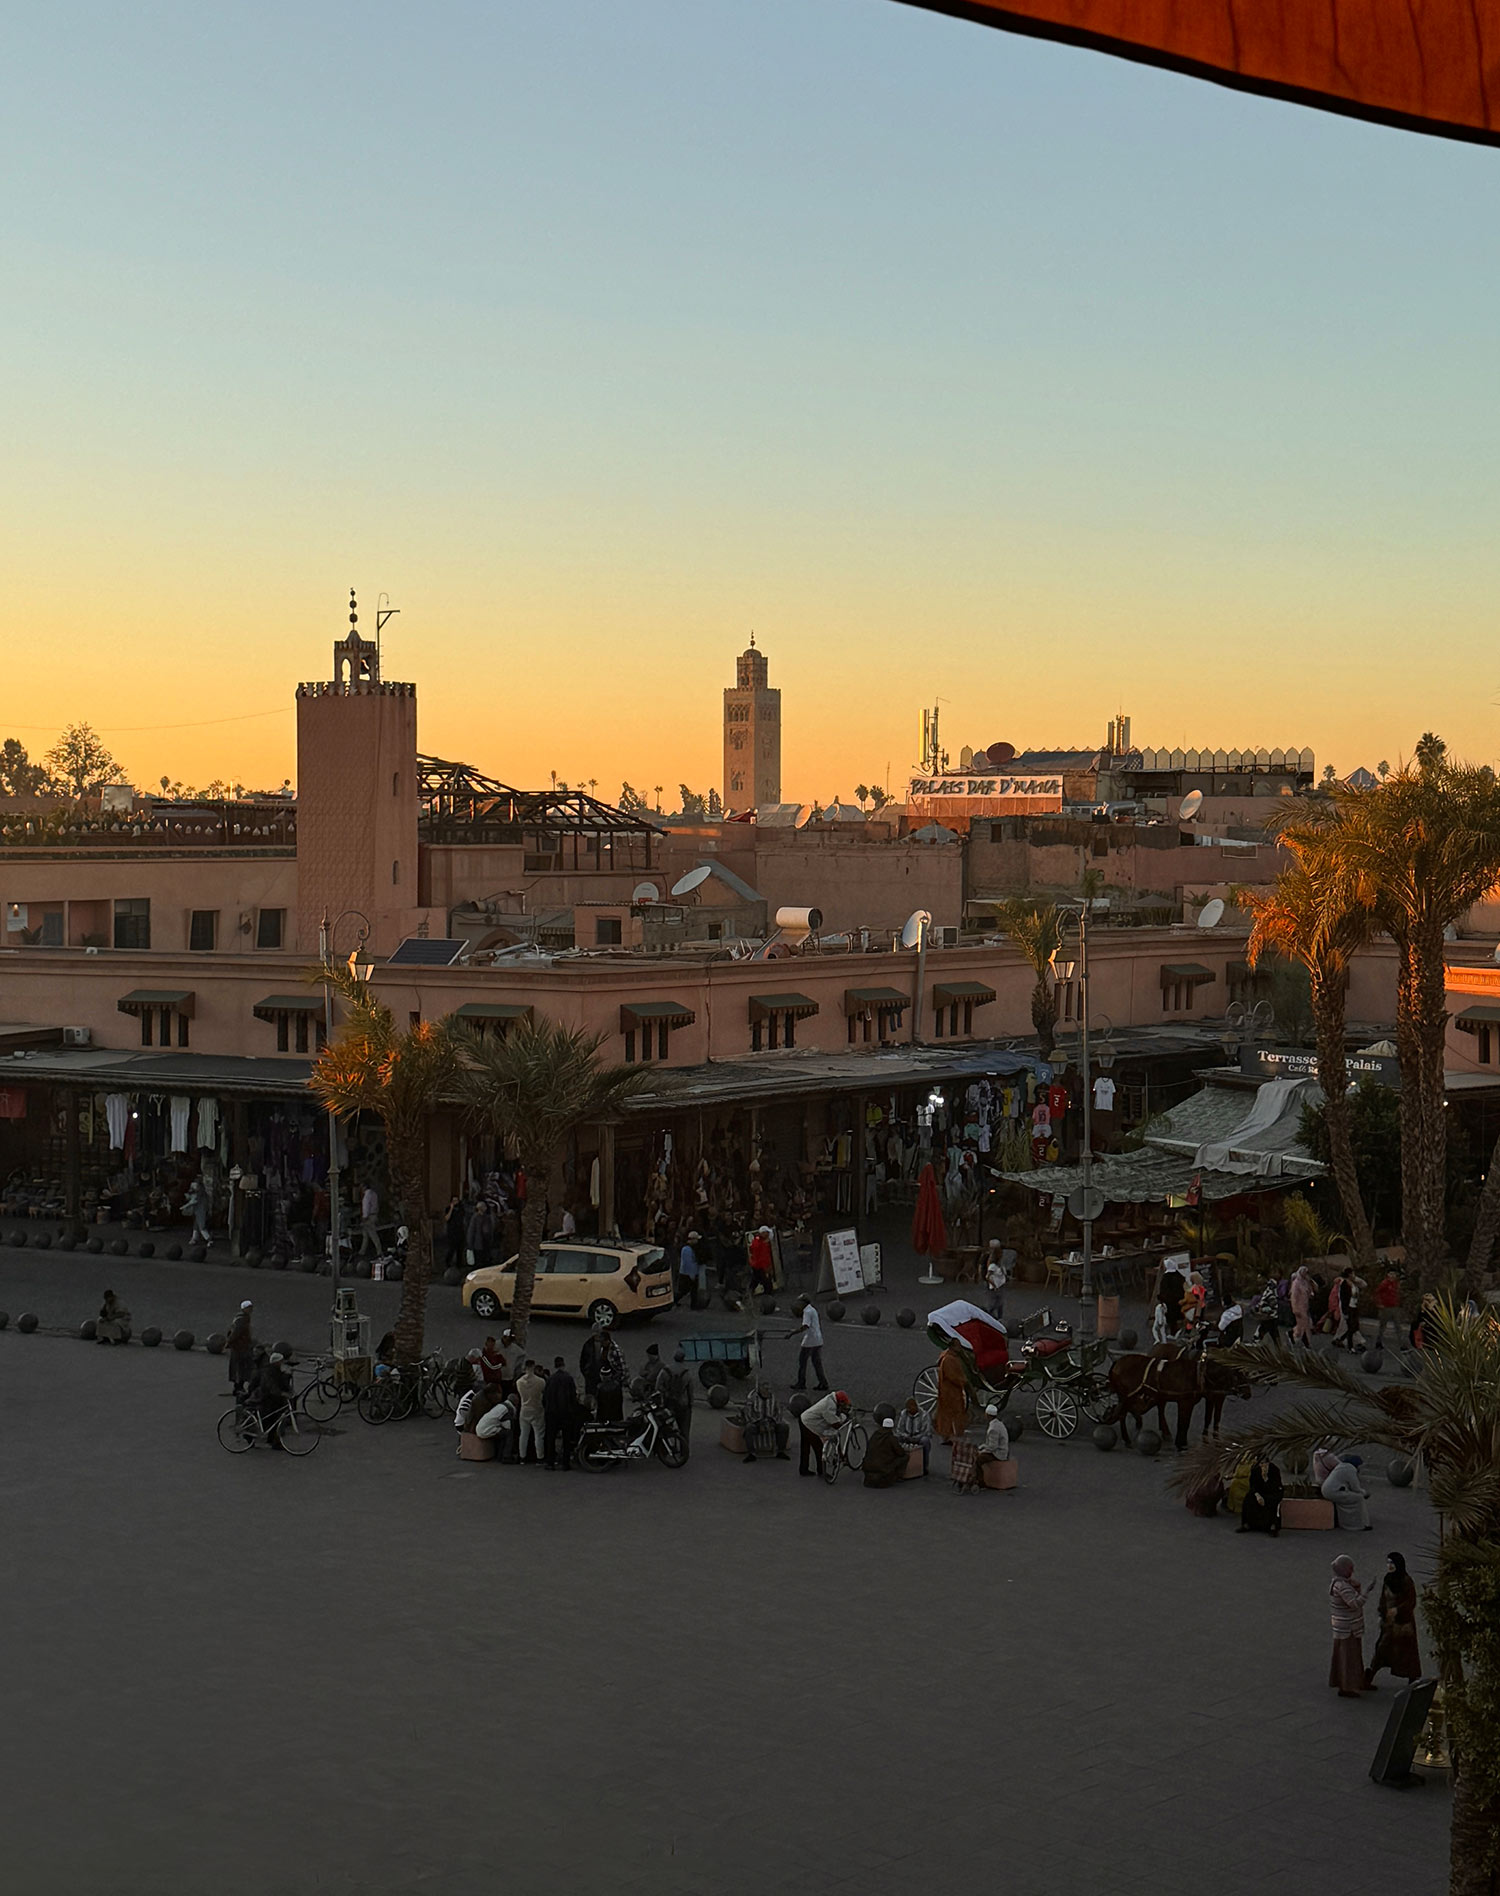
[889,2,1500,146]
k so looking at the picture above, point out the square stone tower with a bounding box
[722,637,781,813]
[295,595,423,956]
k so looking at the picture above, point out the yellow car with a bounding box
[462,1241,672,1329]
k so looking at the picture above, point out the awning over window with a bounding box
[253,994,323,1021]
[453,1002,532,1022]
[843,987,909,1016]
[932,980,996,1006]
[118,989,195,1017]
[1160,964,1216,987]
[749,992,819,1022]
[1456,1002,1500,1027]
[620,1000,696,1029]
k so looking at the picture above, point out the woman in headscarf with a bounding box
[934,1341,969,1445]
[1289,1264,1314,1345]
[1328,1556,1370,1697]
[96,1289,131,1346]
[1237,1456,1283,1535]
[1320,1454,1372,1531]
[1366,1552,1422,1686]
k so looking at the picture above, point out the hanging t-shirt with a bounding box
[1047,1083,1069,1123]
[1093,1076,1117,1112]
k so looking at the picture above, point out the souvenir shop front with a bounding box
[0,1050,336,1260]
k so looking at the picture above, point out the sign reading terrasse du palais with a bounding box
[907,776,1065,827]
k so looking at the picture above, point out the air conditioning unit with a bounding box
[63,1026,92,1047]
[938,926,960,949]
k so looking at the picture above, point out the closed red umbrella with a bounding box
[911,1162,948,1266]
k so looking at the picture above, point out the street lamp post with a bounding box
[1055,902,1097,1345]
[319,908,371,1292]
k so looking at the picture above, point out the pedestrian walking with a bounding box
[189,1173,213,1244]
[983,1242,1010,1321]
[1373,1267,1402,1348]
[226,1299,255,1396]
[1337,1269,1365,1350]
[748,1226,775,1297]
[1289,1264,1314,1345]
[359,1182,382,1259]
[792,1296,829,1391]
[1328,1556,1371,1698]
[674,1231,701,1307]
[638,1342,668,1394]
[543,1357,580,1470]
[515,1360,546,1465]
[1366,1552,1423,1686]
[442,1196,467,1271]
[1253,1278,1281,1343]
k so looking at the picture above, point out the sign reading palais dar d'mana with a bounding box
[907,775,1065,827]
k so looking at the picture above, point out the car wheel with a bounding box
[586,1300,618,1329]
[470,1289,502,1321]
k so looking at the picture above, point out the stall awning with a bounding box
[453,1002,533,1022]
[749,992,820,1022]
[1455,1002,1500,1028]
[253,994,323,1021]
[1160,963,1216,987]
[933,980,996,1006]
[118,989,195,1017]
[620,1000,696,1029]
[843,987,909,1016]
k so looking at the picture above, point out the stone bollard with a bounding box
[707,1383,731,1409]
[1388,1455,1415,1488]
[165,1244,183,1261]
[17,1312,39,1333]
[109,1239,128,1256]
[141,1327,162,1347]
[205,1333,226,1355]
[1092,1424,1118,1452]
[896,1308,916,1328]
[827,1300,846,1323]
[172,1329,194,1351]
[136,1241,155,1258]
[80,1319,97,1341]
[1135,1429,1163,1457]
[8,1231,27,1247]
[861,1303,881,1326]
[33,1233,51,1250]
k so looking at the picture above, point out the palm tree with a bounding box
[1279,750,1500,1287]
[994,899,1062,1058]
[308,966,458,1363]
[452,1018,656,1343]
[1241,862,1374,1268]
[1185,1305,1500,1896]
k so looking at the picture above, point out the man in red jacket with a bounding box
[1373,1268,1402,1348]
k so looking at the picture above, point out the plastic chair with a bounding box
[1044,1256,1068,1293]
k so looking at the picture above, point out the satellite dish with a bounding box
[1179,789,1203,820]
[670,865,714,898]
[986,742,1016,767]
[793,804,816,829]
[900,909,932,950]
[1197,898,1226,929]
[631,882,661,904]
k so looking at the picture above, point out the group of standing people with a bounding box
[1328,1553,1422,1697]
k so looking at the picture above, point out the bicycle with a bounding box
[217,1399,321,1456]
[820,1409,869,1486]
[298,1355,361,1424]
[356,1354,457,1425]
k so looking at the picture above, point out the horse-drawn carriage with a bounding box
[912,1300,1115,1440]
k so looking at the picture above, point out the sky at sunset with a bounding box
[4,1,1500,803]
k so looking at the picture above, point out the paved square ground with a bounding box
[0,1237,1450,1896]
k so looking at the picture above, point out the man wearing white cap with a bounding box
[226,1299,254,1398]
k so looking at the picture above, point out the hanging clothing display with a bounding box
[196,1097,220,1151]
[105,1093,130,1150]
[169,1095,192,1154]
[1093,1076,1116,1112]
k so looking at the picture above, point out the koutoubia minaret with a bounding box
[722,635,781,813]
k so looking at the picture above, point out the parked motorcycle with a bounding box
[576,1389,688,1471]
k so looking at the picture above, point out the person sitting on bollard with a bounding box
[741,1381,790,1463]
[861,1416,908,1487]
[976,1404,1011,1480]
[896,1398,932,1475]
[474,1391,518,1457]
[1321,1453,1372,1531]
[96,1289,132,1346]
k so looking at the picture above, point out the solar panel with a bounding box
[386,938,469,967]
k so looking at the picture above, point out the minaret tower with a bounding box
[722,634,781,813]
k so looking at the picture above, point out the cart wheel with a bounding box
[911,1365,940,1418]
[1082,1387,1116,1425]
[697,1362,728,1389]
[1035,1386,1080,1439]
[726,1360,753,1381]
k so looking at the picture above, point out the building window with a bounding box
[256,908,285,950]
[276,1014,289,1053]
[392,772,400,797]
[392,859,400,885]
[295,1012,311,1054]
[139,1010,152,1047]
[39,911,63,946]
[751,1008,799,1052]
[596,918,622,946]
[189,910,218,952]
[175,1010,190,1048]
[1481,1025,1493,1065]
[113,899,150,950]
[624,1029,637,1064]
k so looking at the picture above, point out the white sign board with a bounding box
[819,1227,864,1296]
[859,1242,883,1289]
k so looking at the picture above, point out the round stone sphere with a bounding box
[136,1240,155,1258]
[205,1333,226,1355]
[164,1243,183,1261]
[17,1312,39,1333]
[1362,1348,1384,1375]
[1135,1429,1163,1457]
[1387,1455,1416,1489]
[1092,1424,1118,1452]
[351,1257,371,1279]
[7,1231,26,1248]
[385,1261,404,1281]
[140,1326,162,1348]
[1005,1414,1024,1442]
[442,1268,462,1287]
[827,1300,846,1323]
[108,1238,128,1256]
[172,1329,194,1351]
[861,1303,881,1326]
[242,1248,263,1269]
[79,1319,97,1341]
[896,1307,916,1329]
[56,1234,76,1253]
[1118,1328,1139,1351]
[85,1237,103,1254]
[0,1311,8,1329]
[32,1232,50,1250]
[707,1383,731,1409]
[788,1392,811,1418]
[760,1298,776,1316]
[269,1252,287,1270]
[186,1243,207,1264]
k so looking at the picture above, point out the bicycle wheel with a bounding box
[846,1423,869,1468]
[358,1382,397,1425]
[217,1406,255,1454]
[301,1378,342,1424]
[277,1409,322,1456]
[821,1437,841,1485]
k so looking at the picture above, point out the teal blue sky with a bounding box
[3,0,1499,798]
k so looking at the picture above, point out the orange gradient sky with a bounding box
[4,1,1500,803]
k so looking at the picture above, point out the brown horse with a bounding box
[1106,1344,1255,1449]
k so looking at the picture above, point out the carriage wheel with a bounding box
[1081,1386,1116,1425]
[911,1365,940,1419]
[1035,1386,1080,1439]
